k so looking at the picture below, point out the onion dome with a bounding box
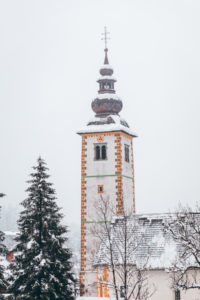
[91,48,123,117]
[77,44,138,137]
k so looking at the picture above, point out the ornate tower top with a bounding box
[77,28,137,137]
[91,27,122,117]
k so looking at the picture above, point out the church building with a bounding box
[77,31,200,300]
[77,32,137,295]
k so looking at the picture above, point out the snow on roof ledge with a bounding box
[77,123,137,137]
[100,64,113,70]
[94,93,121,101]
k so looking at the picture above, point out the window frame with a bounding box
[124,144,130,163]
[94,143,107,161]
[98,185,104,194]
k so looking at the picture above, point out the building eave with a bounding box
[77,128,138,138]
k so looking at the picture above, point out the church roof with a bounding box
[94,213,182,270]
[77,115,137,137]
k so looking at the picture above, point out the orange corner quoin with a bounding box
[77,33,137,297]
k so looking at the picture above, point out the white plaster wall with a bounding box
[93,269,200,300]
[121,135,133,178]
[83,133,118,290]
[85,134,119,221]
[86,176,116,221]
[83,133,136,295]
[122,176,134,213]
[86,135,116,176]
[121,135,134,213]
[147,270,200,300]
[85,133,135,220]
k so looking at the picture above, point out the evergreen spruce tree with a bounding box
[9,157,75,300]
[0,193,7,300]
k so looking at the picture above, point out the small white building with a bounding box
[94,213,200,300]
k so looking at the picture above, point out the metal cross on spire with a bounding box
[101,26,110,49]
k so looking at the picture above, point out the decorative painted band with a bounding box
[78,130,136,139]
[82,174,133,180]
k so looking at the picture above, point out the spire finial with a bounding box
[101,26,110,64]
[101,26,110,49]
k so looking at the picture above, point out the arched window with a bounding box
[102,145,106,159]
[96,145,100,160]
[104,83,110,90]
[124,144,129,163]
[94,144,107,160]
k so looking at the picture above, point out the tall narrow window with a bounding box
[102,145,106,159]
[175,290,180,300]
[94,144,107,160]
[125,144,130,162]
[95,145,100,160]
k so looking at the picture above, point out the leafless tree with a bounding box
[91,196,155,300]
[164,204,200,292]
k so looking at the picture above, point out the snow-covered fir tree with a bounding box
[8,157,75,300]
[0,193,7,299]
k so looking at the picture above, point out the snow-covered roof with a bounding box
[94,93,121,101]
[100,64,113,70]
[97,76,116,81]
[77,123,136,137]
[94,213,182,270]
[77,115,137,137]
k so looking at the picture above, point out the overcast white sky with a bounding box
[0,0,200,231]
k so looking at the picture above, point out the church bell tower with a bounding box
[77,28,137,296]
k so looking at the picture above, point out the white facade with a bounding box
[79,131,136,296]
[85,133,135,218]
[78,269,200,300]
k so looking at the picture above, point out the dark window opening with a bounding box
[94,144,107,160]
[175,290,180,300]
[96,145,100,160]
[120,286,125,298]
[104,83,110,90]
[102,145,106,159]
[98,185,104,193]
[125,144,130,162]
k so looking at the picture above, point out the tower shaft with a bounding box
[78,41,137,296]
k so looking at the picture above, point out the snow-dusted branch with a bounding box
[91,196,154,300]
[164,204,200,292]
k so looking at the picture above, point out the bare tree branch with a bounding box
[164,204,200,292]
[91,196,155,300]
